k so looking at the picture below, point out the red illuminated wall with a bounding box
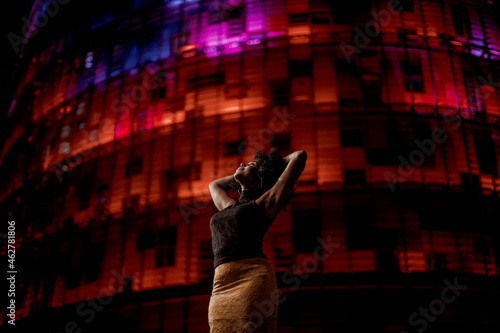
[1,0,500,331]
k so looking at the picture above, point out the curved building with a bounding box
[1,0,500,332]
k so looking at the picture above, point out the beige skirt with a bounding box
[208,257,279,333]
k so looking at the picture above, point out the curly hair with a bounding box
[226,147,295,210]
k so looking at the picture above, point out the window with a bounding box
[155,225,177,267]
[151,86,166,100]
[225,138,245,156]
[293,209,321,253]
[460,173,480,193]
[288,13,308,24]
[311,12,330,25]
[373,229,399,271]
[427,253,448,272]
[474,137,498,176]
[473,236,492,264]
[344,169,366,186]
[84,242,104,283]
[163,169,178,201]
[125,157,143,177]
[78,176,93,211]
[209,6,242,24]
[330,2,354,24]
[136,230,156,251]
[288,60,312,77]
[269,79,288,107]
[187,72,225,91]
[366,148,390,166]
[177,162,201,181]
[400,0,414,12]
[271,133,291,153]
[450,5,471,37]
[401,60,424,92]
[199,240,215,278]
[340,129,364,147]
[95,184,109,215]
[344,206,372,250]
[414,122,435,167]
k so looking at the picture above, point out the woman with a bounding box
[208,148,307,332]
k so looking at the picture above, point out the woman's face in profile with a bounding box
[234,160,259,184]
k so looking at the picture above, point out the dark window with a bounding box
[225,138,245,156]
[331,2,354,24]
[428,253,448,272]
[156,225,177,267]
[208,11,223,25]
[419,208,452,230]
[366,148,390,166]
[473,236,492,263]
[187,72,225,91]
[288,13,308,24]
[340,129,364,147]
[292,209,321,253]
[401,60,424,92]
[67,267,82,289]
[460,173,481,193]
[209,6,242,24]
[450,5,471,37]
[344,169,366,185]
[78,176,93,211]
[269,79,288,107]
[271,133,291,153]
[163,169,178,201]
[227,7,242,20]
[344,206,372,250]
[175,162,201,181]
[151,86,166,100]
[474,137,498,176]
[288,60,312,77]
[376,252,399,272]
[125,157,143,178]
[414,122,436,167]
[386,124,412,165]
[84,242,104,283]
[400,0,414,12]
[311,12,330,25]
[137,230,156,251]
[194,162,201,180]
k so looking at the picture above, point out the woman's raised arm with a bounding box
[209,175,237,211]
[255,150,307,219]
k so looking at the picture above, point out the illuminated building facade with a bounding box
[1,0,500,331]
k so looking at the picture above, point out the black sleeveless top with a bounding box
[210,189,275,269]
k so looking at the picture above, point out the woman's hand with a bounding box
[255,150,307,219]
